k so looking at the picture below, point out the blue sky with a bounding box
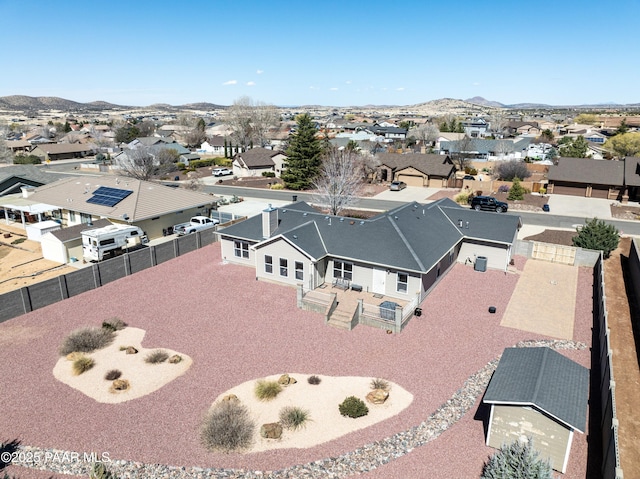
[1,0,638,107]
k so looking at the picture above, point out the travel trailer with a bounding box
[81,223,147,261]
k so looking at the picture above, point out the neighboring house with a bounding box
[31,143,94,161]
[622,156,640,201]
[365,125,407,140]
[198,136,227,155]
[24,176,218,239]
[376,153,456,186]
[5,140,34,154]
[461,118,488,138]
[232,147,287,178]
[483,347,588,473]
[505,121,540,136]
[547,157,624,199]
[440,138,532,161]
[41,218,112,264]
[0,165,55,196]
[217,199,521,302]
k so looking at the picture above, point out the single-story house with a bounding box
[198,136,226,155]
[439,138,533,161]
[217,199,521,302]
[623,156,640,201]
[232,147,287,178]
[376,153,456,186]
[24,175,218,240]
[41,219,111,264]
[31,143,95,161]
[547,157,624,199]
[5,140,34,154]
[483,347,588,473]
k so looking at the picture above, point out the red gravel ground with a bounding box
[0,246,593,478]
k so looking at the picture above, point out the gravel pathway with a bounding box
[0,245,594,478]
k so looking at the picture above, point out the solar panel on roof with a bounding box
[86,186,133,207]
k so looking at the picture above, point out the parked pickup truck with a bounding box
[173,216,220,236]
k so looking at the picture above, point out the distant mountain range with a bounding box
[0,95,638,114]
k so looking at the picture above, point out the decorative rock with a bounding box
[110,379,130,392]
[366,389,389,405]
[260,422,283,439]
[168,354,182,364]
[65,352,84,361]
[278,374,297,386]
[221,394,239,403]
[125,346,138,355]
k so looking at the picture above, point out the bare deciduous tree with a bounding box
[225,96,279,150]
[451,135,474,171]
[313,147,366,215]
[414,123,440,148]
[183,176,204,192]
[0,126,14,164]
[183,129,207,148]
[488,111,508,136]
[115,146,176,181]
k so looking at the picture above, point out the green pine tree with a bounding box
[281,113,322,190]
[572,217,620,259]
[507,177,526,200]
[481,439,553,479]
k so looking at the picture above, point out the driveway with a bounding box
[373,186,441,202]
[546,195,612,219]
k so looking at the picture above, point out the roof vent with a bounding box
[360,221,365,225]
[465,221,469,229]
[339,217,345,222]
[458,219,463,228]
[293,234,297,239]
[303,212,308,216]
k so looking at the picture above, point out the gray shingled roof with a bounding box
[219,198,519,274]
[0,165,57,187]
[234,147,283,168]
[377,153,455,177]
[623,156,640,187]
[548,157,624,186]
[484,347,589,433]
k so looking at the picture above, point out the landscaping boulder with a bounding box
[168,354,182,364]
[278,374,297,386]
[260,422,283,439]
[65,352,84,361]
[111,379,130,392]
[366,389,389,405]
[222,394,239,403]
[125,346,138,355]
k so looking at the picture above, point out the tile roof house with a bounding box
[232,147,287,178]
[483,347,589,473]
[31,143,95,161]
[218,199,521,328]
[375,153,456,186]
[25,176,217,240]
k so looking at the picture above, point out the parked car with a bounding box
[212,167,232,177]
[389,181,407,191]
[173,216,220,236]
[470,195,508,213]
[462,175,476,180]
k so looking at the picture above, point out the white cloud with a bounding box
[256,70,264,74]
[345,80,352,84]
[246,81,256,86]
[223,80,237,86]
[330,87,339,91]
[309,86,318,90]
[472,82,480,86]
[396,87,405,91]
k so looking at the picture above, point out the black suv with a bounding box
[470,195,508,213]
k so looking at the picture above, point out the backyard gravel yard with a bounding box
[0,245,594,478]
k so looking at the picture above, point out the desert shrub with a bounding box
[370,378,390,391]
[279,406,310,430]
[497,184,510,193]
[10,238,26,245]
[59,327,115,356]
[13,154,41,165]
[339,396,369,418]
[254,379,282,401]
[481,438,552,479]
[72,356,95,375]
[454,192,470,205]
[89,461,118,479]
[270,183,284,190]
[189,158,216,168]
[261,171,276,177]
[104,369,122,380]
[201,401,255,452]
[145,350,169,364]
[102,318,127,332]
[495,160,532,181]
[307,375,321,385]
[539,187,547,195]
[507,177,526,200]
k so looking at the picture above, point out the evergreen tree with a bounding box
[507,177,526,200]
[558,135,588,158]
[573,217,620,259]
[616,118,629,135]
[196,118,206,132]
[281,113,322,190]
[481,439,553,479]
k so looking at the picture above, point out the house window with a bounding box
[397,272,408,293]
[280,258,288,276]
[334,260,353,281]
[69,211,76,222]
[234,240,249,258]
[80,213,92,224]
[265,255,273,274]
[295,261,303,281]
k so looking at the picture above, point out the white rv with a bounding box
[81,224,147,261]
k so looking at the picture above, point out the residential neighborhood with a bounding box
[0,92,640,479]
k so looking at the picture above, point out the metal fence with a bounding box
[0,230,218,323]
[593,253,623,479]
